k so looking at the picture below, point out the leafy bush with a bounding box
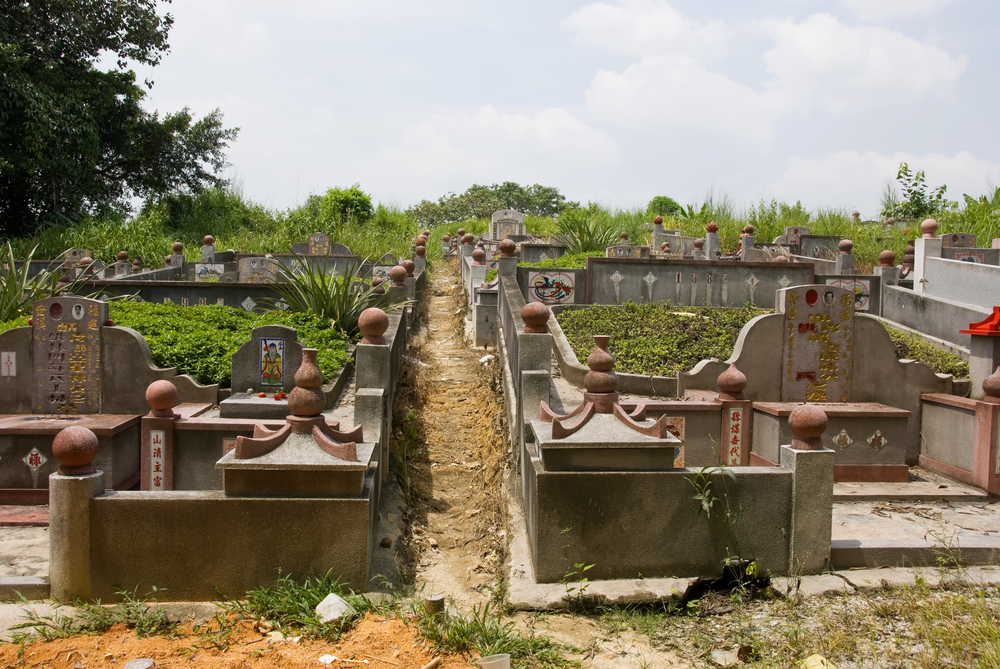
[881,162,951,221]
[557,303,768,377]
[647,195,682,217]
[886,328,969,377]
[0,302,351,387]
[555,205,649,254]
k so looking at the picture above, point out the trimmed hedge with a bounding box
[0,302,351,387]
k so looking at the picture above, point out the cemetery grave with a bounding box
[3,210,1000,668]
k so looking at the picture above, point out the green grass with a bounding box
[887,328,969,377]
[0,301,352,387]
[557,303,768,377]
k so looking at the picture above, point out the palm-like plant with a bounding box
[268,255,411,337]
[0,243,90,321]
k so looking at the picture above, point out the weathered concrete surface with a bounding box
[833,468,987,502]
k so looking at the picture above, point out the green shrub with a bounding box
[0,302,351,387]
[886,328,969,377]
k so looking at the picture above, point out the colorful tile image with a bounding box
[196,263,225,281]
[260,337,285,386]
[529,271,575,304]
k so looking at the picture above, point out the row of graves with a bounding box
[451,210,1000,581]
[24,232,429,314]
[1,282,419,600]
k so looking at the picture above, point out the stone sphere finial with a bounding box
[402,259,416,277]
[885,217,896,226]
[921,218,939,238]
[172,241,184,254]
[983,366,1000,403]
[203,235,215,246]
[620,232,628,241]
[878,250,896,267]
[584,336,618,409]
[415,235,427,247]
[117,250,129,262]
[443,234,451,243]
[521,302,550,334]
[389,265,407,286]
[852,210,860,220]
[499,239,516,257]
[423,229,431,237]
[79,256,93,269]
[457,228,466,238]
[743,224,755,235]
[788,404,828,450]
[694,238,704,250]
[654,215,663,225]
[773,255,788,263]
[371,276,385,295]
[706,221,718,233]
[164,255,172,266]
[146,380,178,418]
[359,307,389,345]
[839,239,854,255]
[476,240,485,249]
[461,234,474,246]
[660,241,669,252]
[415,245,426,258]
[472,248,486,265]
[717,363,747,400]
[52,426,99,476]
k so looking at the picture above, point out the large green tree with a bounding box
[0,0,238,236]
[406,181,579,226]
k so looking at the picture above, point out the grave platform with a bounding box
[834,466,988,502]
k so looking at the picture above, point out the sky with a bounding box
[129,0,1000,218]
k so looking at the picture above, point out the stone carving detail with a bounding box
[833,429,853,450]
[611,271,623,304]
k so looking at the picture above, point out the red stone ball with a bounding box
[415,236,427,247]
[415,245,426,258]
[706,221,718,233]
[457,228,466,237]
[52,426,99,474]
[472,248,487,265]
[499,239,516,257]
[920,218,939,238]
[788,404,828,439]
[521,302,551,333]
[443,234,451,243]
[423,229,431,237]
[203,235,215,245]
[743,224,755,235]
[717,363,747,395]
[620,232,628,241]
[172,241,184,254]
[402,259,416,277]
[79,256,93,267]
[461,234,474,246]
[389,265,407,285]
[693,238,704,250]
[839,239,854,254]
[878,250,896,267]
[117,251,129,262]
[146,379,178,412]
[653,215,663,225]
[359,307,389,345]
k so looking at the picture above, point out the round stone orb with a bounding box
[653,215,663,225]
[706,221,718,233]
[788,404,828,439]
[79,256,93,267]
[521,302,550,333]
[461,234,474,246]
[117,250,129,261]
[402,259,416,277]
[839,239,854,254]
[620,232,628,241]
[743,224,755,235]
[415,245,426,258]
[878,250,896,267]
[52,426,99,474]
[203,235,215,245]
[499,239,516,257]
[983,366,1000,399]
[457,228,466,237]
[288,386,325,417]
[423,229,431,237]
[358,307,389,341]
[443,234,451,243]
[389,265,407,285]
[476,240,485,249]
[415,236,427,247]
[146,379,178,412]
[472,248,486,265]
[921,218,938,238]
[172,241,184,254]
[693,238,704,250]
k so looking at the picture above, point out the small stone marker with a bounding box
[490,209,525,240]
[231,325,303,394]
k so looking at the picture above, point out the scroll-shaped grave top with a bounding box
[489,209,526,241]
[238,257,278,284]
[940,232,976,248]
[32,296,108,414]
[230,325,303,393]
[776,284,855,403]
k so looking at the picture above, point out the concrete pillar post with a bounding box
[780,405,833,574]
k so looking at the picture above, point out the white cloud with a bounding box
[769,150,1000,216]
[561,0,732,60]
[760,13,968,114]
[358,106,624,199]
[585,55,779,141]
[289,0,463,22]
[839,0,960,22]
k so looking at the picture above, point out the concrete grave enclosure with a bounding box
[10,212,1000,602]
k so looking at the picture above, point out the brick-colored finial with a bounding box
[52,426,99,476]
[788,404,828,450]
[203,235,215,245]
[389,265,407,286]
[457,228,466,238]
[402,259,415,277]
[415,245,426,258]
[743,224,755,235]
[461,234,474,246]
[694,238,704,250]
[472,248,486,265]
[921,218,938,238]
[287,349,325,417]
[983,366,1000,403]
[878,250,895,267]
[717,363,747,400]
[521,302,550,334]
[653,215,663,225]
[117,250,129,262]
[172,241,184,254]
[499,239,516,257]
[839,239,854,255]
[584,335,618,412]
[706,221,718,233]
[358,307,389,345]
[146,379,178,418]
